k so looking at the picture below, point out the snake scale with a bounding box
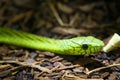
[0,28,104,55]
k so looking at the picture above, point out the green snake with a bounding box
[0,28,104,55]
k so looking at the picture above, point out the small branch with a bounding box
[48,3,70,27]
[0,61,51,73]
[62,72,103,80]
[48,3,64,26]
[57,64,80,70]
[87,63,120,75]
[69,13,79,26]
[0,64,11,69]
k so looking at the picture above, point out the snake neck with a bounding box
[0,28,63,53]
[28,37,63,53]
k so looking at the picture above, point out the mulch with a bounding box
[0,0,120,80]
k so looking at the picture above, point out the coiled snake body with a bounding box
[0,28,104,55]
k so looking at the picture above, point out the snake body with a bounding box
[0,28,104,55]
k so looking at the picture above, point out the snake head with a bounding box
[64,36,104,55]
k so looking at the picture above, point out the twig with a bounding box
[0,64,11,69]
[62,72,103,80]
[48,3,79,27]
[87,63,120,75]
[0,61,51,73]
[69,13,79,26]
[57,64,80,70]
[48,3,70,27]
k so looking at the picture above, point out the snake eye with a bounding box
[82,44,88,50]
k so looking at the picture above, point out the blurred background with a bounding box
[0,0,120,38]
